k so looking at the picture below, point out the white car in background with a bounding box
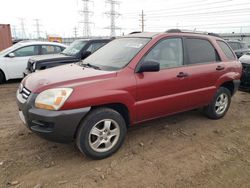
[0,41,67,83]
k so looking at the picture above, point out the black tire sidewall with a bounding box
[76,108,127,160]
[0,71,5,84]
[207,87,231,119]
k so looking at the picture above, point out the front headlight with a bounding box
[35,88,73,110]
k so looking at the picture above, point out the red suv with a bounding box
[17,30,242,159]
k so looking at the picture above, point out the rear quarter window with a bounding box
[217,41,236,61]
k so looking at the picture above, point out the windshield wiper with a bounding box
[82,63,101,70]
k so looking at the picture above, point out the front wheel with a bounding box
[76,108,127,160]
[204,87,231,119]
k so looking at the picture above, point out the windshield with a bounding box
[0,43,22,56]
[82,38,150,71]
[62,40,88,56]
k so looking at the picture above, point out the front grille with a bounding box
[19,85,31,100]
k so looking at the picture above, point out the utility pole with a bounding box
[19,18,26,39]
[73,26,78,38]
[79,0,93,37]
[105,0,121,37]
[139,10,145,32]
[34,19,42,39]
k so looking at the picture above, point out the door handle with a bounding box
[216,66,225,71]
[177,72,189,78]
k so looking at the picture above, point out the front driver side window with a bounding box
[143,38,183,69]
[13,46,39,57]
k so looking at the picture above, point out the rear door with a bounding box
[40,45,64,55]
[135,37,191,122]
[183,37,226,108]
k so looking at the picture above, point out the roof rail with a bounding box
[165,28,221,38]
[129,31,142,35]
[166,29,182,33]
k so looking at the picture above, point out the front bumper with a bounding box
[16,90,91,143]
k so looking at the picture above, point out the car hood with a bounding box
[30,53,76,62]
[23,63,117,93]
[239,54,250,65]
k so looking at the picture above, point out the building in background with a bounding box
[0,24,12,51]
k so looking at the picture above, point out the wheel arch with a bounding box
[220,81,234,95]
[91,103,131,128]
[73,103,131,139]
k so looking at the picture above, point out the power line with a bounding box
[124,7,250,19]
[123,0,232,15]
[147,20,250,29]
[105,0,121,37]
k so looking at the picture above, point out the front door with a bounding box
[6,45,39,79]
[135,38,191,122]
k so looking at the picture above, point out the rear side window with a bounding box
[217,41,236,60]
[41,45,63,55]
[228,42,240,50]
[186,38,219,65]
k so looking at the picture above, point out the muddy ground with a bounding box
[0,81,250,188]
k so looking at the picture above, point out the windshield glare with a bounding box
[62,40,87,56]
[82,38,150,71]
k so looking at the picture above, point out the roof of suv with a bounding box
[124,30,221,40]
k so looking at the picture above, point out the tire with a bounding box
[0,71,5,84]
[204,87,231,120]
[76,108,127,160]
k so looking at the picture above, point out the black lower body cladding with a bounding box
[240,64,250,90]
[16,90,91,143]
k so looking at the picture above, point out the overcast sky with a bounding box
[0,0,250,38]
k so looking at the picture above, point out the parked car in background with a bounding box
[17,31,242,159]
[239,53,250,90]
[227,40,250,58]
[0,41,66,83]
[25,39,112,74]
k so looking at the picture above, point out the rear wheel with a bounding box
[76,108,127,160]
[204,87,231,119]
[0,71,5,84]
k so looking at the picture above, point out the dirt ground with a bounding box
[0,81,250,188]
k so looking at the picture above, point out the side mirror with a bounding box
[136,61,160,73]
[81,51,91,59]
[8,53,15,58]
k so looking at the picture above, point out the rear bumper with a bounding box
[16,90,91,143]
